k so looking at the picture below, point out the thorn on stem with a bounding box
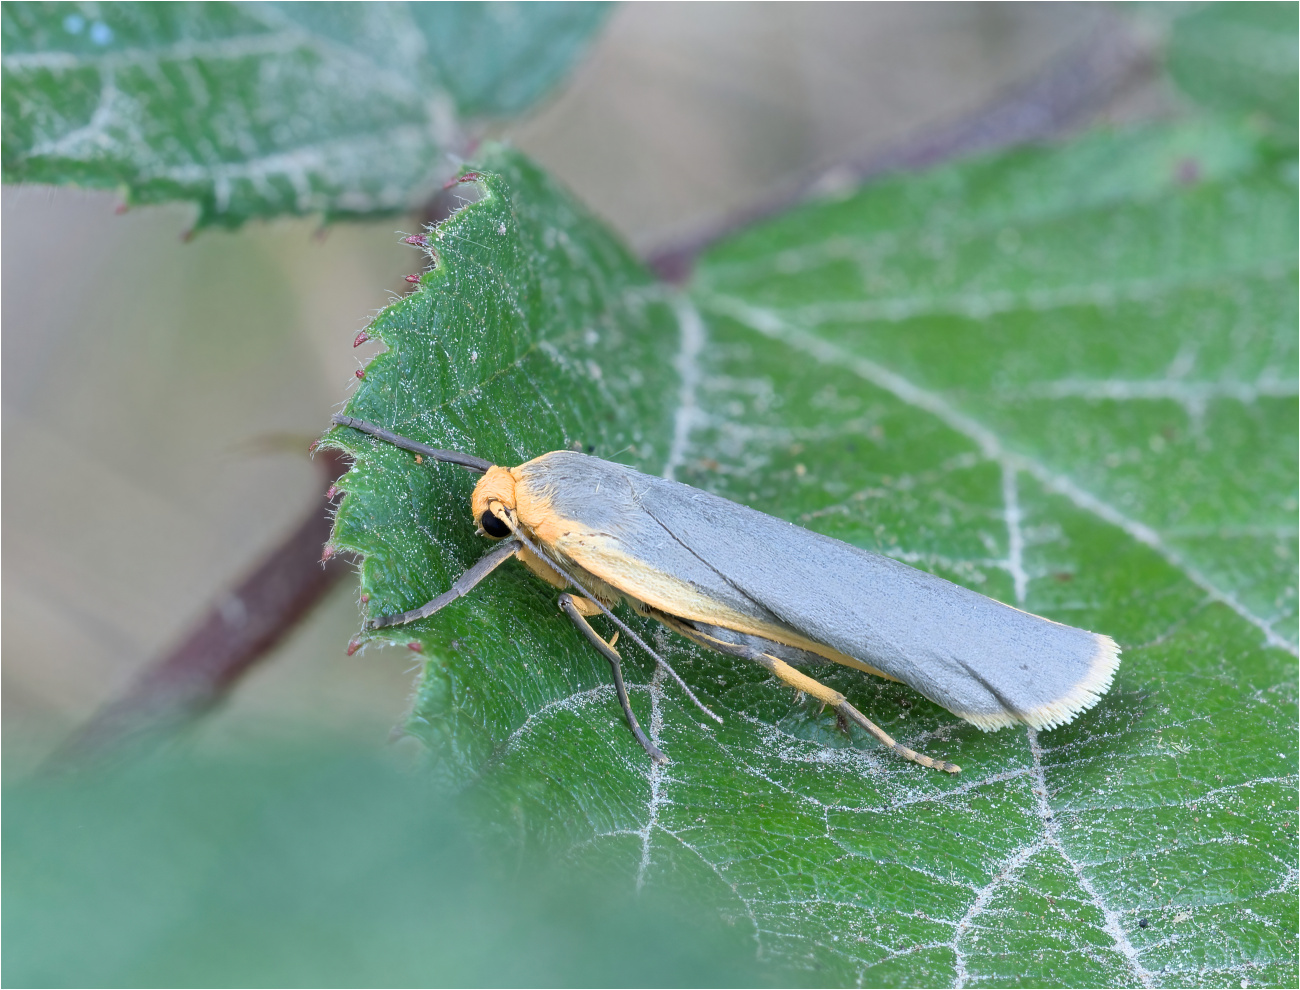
[346,637,362,657]
[360,593,370,604]
[443,171,483,189]
[307,439,320,455]
[321,546,336,564]
[408,641,424,653]
[355,369,366,380]
[403,234,429,247]
[404,273,421,284]
[325,484,339,501]
[353,331,370,347]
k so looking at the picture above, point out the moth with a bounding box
[333,414,1120,772]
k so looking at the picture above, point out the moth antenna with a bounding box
[331,415,492,474]
[505,519,722,725]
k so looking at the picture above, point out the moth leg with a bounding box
[655,615,960,774]
[368,538,519,630]
[760,655,960,774]
[559,594,668,765]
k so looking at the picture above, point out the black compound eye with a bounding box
[480,510,511,538]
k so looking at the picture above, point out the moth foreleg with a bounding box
[559,594,668,765]
[368,538,520,630]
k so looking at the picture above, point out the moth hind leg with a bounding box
[559,594,667,765]
[656,614,959,774]
[766,658,961,774]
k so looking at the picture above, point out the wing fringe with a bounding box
[958,633,1121,732]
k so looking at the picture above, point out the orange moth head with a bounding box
[471,465,517,538]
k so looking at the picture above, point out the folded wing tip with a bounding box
[959,632,1122,733]
[1022,632,1121,731]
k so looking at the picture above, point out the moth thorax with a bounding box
[471,465,517,525]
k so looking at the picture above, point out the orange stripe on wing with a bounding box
[522,506,900,684]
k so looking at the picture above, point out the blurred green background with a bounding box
[5,747,790,987]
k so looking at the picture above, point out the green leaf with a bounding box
[1166,1,1299,134]
[0,1,608,227]
[682,120,1298,986]
[329,126,1297,987]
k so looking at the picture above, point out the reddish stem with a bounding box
[47,451,351,770]
[647,16,1146,281]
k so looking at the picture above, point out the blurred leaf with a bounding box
[0,1,609,227]
[329,125,1297,987]
[3,748,783,987]
[1166,1,1299,135]
[403,2,611,118]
